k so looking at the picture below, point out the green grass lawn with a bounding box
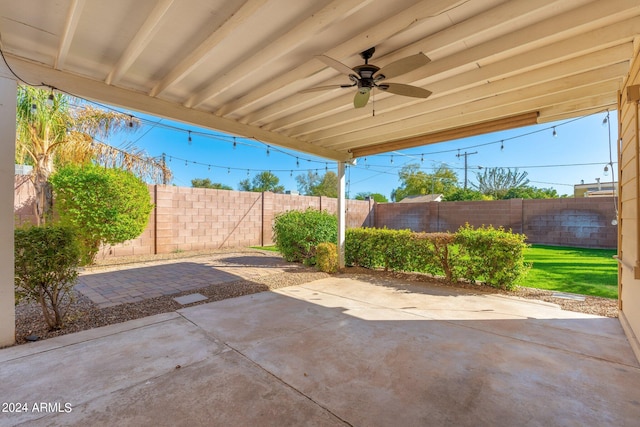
[521,245,618,299]
[250,245,280,252]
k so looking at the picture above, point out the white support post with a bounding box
[337,161,346,268]
[0,75,17,347]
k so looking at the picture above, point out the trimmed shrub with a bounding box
[346,226,528,288]
[273,208,337,265]
[51,164,153,264]
[346,228,458,278]
[316,242,338,273]
[14,225,81,329]
[455,224,530,290]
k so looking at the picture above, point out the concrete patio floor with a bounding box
[1,275,639,426]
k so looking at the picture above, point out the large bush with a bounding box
[14,225,81,329]
[51,164,153,264]
[273,208,337,265]
[455,224,530,290]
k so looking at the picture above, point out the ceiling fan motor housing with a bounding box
[353,64,380,89]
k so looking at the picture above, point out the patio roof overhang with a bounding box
[0,0,638,161]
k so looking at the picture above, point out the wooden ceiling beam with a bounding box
[150,0,269,97]
[248,0,568,126]
[290,44,631,141]
[214,0,463,117]
[106,0,175,85]
[260,12,640,134]
[186,0,373,109]
[54,0,86,70]
[350,112,540,158]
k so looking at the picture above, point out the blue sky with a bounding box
[109,107,618,200]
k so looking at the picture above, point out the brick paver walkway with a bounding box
[76,252,298,308]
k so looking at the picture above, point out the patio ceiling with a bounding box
[0,0,638,161]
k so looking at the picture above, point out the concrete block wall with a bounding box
[14,175,36,226]
[15,178,375,257]
[375,197,617,249]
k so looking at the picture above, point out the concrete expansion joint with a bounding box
[226,343,356,427]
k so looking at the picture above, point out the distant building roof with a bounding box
[397,194,444,203]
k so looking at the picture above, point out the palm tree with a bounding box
[15,86,171,224]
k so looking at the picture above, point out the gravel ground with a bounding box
[12,249,618,347]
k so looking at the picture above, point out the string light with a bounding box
[128,115,134,127]
[552,127,557,138]
[185,160,188,166]
[604,164,609,176]
[227,167,230,174]
[266,145,270,156]
[233,137,237,149]
[46,88,54,107]
[420,154,424,163]
[500,140,504,151]
[390,155,394,164]
[188,131,192,144]
[296,157,299,167]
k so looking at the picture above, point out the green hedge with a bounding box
[346,225,529,290]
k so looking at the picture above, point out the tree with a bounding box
[296,171,338,197]
[16,86,170,225]
[472,167,529,199]
[191,178,232,190]
[355,192,389,202]
[391,164,459,201]
[51,164,153,264]
[444,188,488,201]
[504,186,559,199]
[239,171,284,193]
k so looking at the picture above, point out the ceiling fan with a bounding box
[303,47,432,108]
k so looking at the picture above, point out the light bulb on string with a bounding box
[128,115,134,128]
[46,88,55,107]
[602,112,609,126]
[290,170,293,177]
[325,163,328,171]
[552,127,557,138]
[208,165,211,171]
[233,137,237,149]
[296,157,300,167]
[500,140,504,151]
[185,160,188,166]
[604,164,609,177]
[266,146,270,157]
[227,168,230,174]
[188,131,192,144]
[421,154,424,163]
[390,155,394,164]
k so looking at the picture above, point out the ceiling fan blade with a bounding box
[353,89,370,108]
[375,53,430,80]
[316,55,355,76]
[299,85,351,94]
[380,83,432,98]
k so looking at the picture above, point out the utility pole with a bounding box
[161,153,168,185]
[456,150,478,189]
